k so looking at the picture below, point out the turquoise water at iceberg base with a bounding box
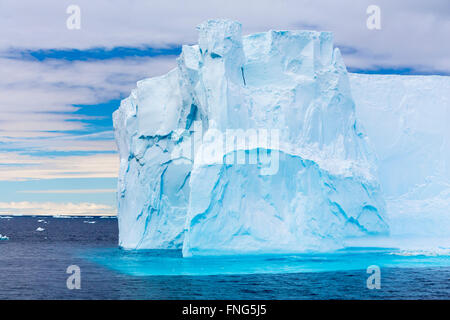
[0,216,449,299]
[84,246,450,277]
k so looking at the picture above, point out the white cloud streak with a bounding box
[0,201,116,216]
[18,189,116,194]
[0,152,119,181]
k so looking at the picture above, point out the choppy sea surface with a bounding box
[0,216,449,299]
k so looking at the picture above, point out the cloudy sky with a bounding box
[0,0,449,216]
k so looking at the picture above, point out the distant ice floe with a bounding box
[345,235,450,257]
[390,249,450,257]
[35,227,45,232]
[84,221,96,224]
[52,215,99,219]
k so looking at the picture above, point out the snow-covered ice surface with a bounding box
[113,19,449,258]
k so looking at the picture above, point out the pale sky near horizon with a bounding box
[0,0,449,216]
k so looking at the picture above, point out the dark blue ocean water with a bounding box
[0,216,449,300]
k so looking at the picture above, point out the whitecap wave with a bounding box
[0,234,9,240]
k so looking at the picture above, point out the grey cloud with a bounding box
[0,0,449,72]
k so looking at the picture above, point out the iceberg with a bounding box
[0,234,9,241]
[113,19,389,257]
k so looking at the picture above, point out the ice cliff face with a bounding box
[349,74,450,237]
[113,19,389,256]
